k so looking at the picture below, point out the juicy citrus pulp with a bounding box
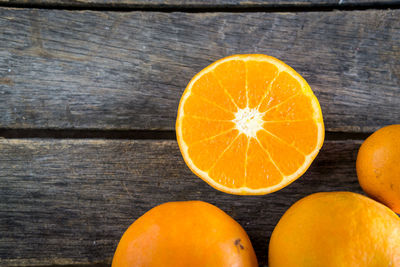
[176,54,324,195]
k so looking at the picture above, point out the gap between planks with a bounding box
[0,1,400,13]
[0,129,370,141]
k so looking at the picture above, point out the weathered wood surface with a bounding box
[0,139,363,266]
[0,0,399,8]
[0,9,399,132]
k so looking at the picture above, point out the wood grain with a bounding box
[0,0,398,8]
[0,9,399,132]
[0,139,363,266]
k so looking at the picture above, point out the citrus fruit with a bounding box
[176,54,324,195]
[357,124,400,213]
[269,192,400,267]
[112,201,258,267]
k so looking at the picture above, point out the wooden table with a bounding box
[0,0,399,266]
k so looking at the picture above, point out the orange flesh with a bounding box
[212,60,247,108]
[176,54,324,195]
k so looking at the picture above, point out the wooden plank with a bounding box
[0,139,363,266]
[0,9,399,132]
[0,0,398,8]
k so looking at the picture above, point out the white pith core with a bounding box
[233,107,264,138]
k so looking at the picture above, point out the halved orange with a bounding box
[176,54,324,195]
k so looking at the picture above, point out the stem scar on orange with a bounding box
[176,54,324,195]
[112,201,258,267]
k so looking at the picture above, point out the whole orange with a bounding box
[112,201,258,267]
[269,192,400,267]
[356,124,400,213]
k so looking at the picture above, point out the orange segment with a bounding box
[181,116,235,145]
[263,120,320,154]
[246,60,279,108]
[209,134,248,188]
[183,94,235,120]
[262,94,315,121]
[246,138,283,189]
[187,129,239,171]
[212,60,247,108]
[257,130,306,176]
[176,54,324,195]
[191,71,238,112]
[258,71,303,112]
